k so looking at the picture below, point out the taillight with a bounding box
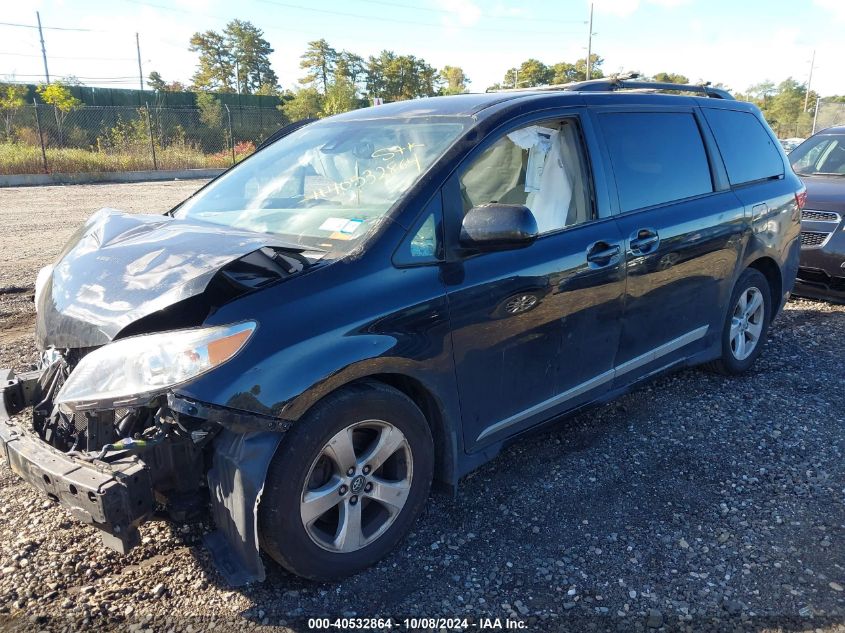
[795,189,807,211]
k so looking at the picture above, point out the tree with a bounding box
[196,92,223,128]
[366,51,439,101]
[148,71,167,91]
[300,39,338,94]
[280,88,323,121]
[336,51,366,91]
[503,59,552,88]
[190,30,234,92]
[574,54,604,80]
[189,21,279,94]
[322,78,358,116]
[441,66,469,95]
[225,20,278,94]
[0,82,27,140]
[653,72,689,84]
[36,81,81,144]
[550,62,577,84]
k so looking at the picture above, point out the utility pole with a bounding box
[513,68,518,89]
[803,49,815,112]
[586,2,594,81]
[812,95,821,135]
[234,60,240,94]
[135,33,144,91]
[36,11,50,84]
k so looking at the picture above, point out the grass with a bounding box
[0,142,253,175]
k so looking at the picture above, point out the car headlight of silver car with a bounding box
[55,321,256,411]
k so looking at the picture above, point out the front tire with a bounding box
[705,268,771,375]
[258,381,434,581]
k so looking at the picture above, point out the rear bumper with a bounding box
[0,369,155,553]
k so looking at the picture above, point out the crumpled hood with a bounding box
[801,175,845,210]
[36,208,300,350]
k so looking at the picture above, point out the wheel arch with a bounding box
[282,366,461,490]
[365,373,456,489]
[746,256,783,317]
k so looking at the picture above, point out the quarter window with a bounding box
[703,108,784,185]
[599,112,713,212]
[459,119,593,234]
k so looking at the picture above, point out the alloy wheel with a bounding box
[300,420,413,553]
[729,286,765,361]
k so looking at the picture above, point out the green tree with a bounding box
[322,78,358,116]
[36,81,81,144]
[147,71,167,91]
[550,62,577,84]
[575,54,604,80]
[653,72,690,84]
[746,80,777,107]
[0,82,27,140]
[190,30,234,92]
[766,78,808,137]
[503,59,553,88]
[196,92,223,128]
[225,19,278,94]
[440,66,469,95]
[190,21,279,94]
[280,87,323,121]
[367,52,439,101]
[335,51,366,89]
[300,39,338,94]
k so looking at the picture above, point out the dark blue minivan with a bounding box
[0,79,803,582]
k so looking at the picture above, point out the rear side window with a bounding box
[598,112,713,212]
[703,108,784,185]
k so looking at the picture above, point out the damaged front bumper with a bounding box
[0,370,154,552]
[0,367,287,586]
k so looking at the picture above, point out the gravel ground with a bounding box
[0,183,843,632]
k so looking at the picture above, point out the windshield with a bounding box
[176,116,471,256]
[790,132,845,176]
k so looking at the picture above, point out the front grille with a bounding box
[800,231,831,248]
[802,209,841,223]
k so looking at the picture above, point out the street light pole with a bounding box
[36,11,50,84]
[812,96,821,135]
[135,33,144,91]
[803,49,815,112]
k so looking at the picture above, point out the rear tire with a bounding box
[704,268,771,375]
[258,381,433,581]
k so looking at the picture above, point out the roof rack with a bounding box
[493,73,734,100]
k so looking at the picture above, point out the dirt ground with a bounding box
[0,182,843,632]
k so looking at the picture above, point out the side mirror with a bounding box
[459,204,539,251]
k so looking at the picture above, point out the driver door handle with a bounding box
[586,241,621,267]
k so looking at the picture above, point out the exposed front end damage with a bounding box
[0,208,320,585]
[0,359,287,584]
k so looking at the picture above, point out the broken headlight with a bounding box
[55,321,256,410]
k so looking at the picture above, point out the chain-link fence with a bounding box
[813,99,845,135]
[0,104,287,175]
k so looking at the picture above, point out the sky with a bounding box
[1,0,843,97]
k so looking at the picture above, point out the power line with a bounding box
[120,0,582,35]
[7,74,140,79]
[354,0,586,24]
[255,0,582,34]
[0,20,97,32]
[0,51,137,61]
